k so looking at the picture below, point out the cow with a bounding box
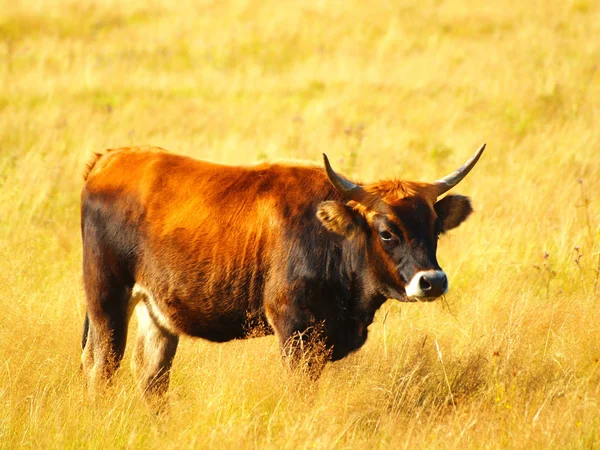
[80,144,485,399]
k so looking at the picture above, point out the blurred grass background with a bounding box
[1,0,599,448]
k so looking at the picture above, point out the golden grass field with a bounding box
[1,0,600,448]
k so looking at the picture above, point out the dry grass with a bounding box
[1,0,600,448]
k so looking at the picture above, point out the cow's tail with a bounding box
[84,147,121,181]
[81,312,90,350]
[83,152,105,181]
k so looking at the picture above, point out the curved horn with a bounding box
[323,153,367,202]
[434,143,486,196]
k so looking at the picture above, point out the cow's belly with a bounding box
[131,283,273,342]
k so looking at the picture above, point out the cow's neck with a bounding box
[340,241,387,325]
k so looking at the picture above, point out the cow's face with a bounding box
[317,145,484,301]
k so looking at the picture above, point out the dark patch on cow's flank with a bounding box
[80,146,481,397]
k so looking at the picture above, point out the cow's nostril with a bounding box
[419,276,432,291]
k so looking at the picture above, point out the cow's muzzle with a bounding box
[405,270,448,300]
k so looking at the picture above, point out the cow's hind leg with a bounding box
[131,302,179,401]
[81,229,133,392]
[80,275,131,392]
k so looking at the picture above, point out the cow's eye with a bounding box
[379,230,393,241]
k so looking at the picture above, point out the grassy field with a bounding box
[1,0,600,448]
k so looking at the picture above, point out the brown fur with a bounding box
[80,146,477,398]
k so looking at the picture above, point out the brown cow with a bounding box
[80,144,484,398]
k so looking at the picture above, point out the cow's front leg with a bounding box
[280,326,330,380]
[266,295,331,379]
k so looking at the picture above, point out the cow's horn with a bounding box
[323,153,367,202]
[434,143,486,196]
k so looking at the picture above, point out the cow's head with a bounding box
[317,144,485,301]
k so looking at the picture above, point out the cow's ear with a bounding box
[317,201,364,237]
[434,195,473,232]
